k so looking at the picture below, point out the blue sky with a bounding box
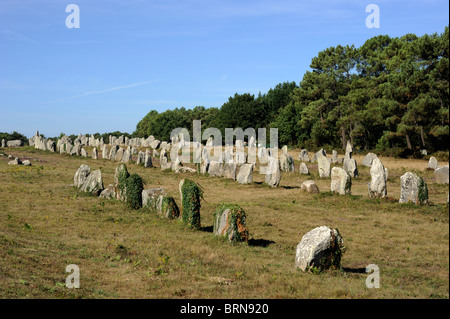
[0,0,448,138]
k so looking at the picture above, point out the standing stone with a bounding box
[224,162,237,180]
[434,165,449,184]
[142,188,180,219]
[281,145,288,154]
[299,162,309,175]
[1,139,5,147]
[331,150,338,164]
[317,153,331,178]
[74,164,90,188]
[160,149,172,170]
[81,148,88,158]
[301,180,319,193]
[264,157,281,187]
[47,140,56,152]
[330,167,352,195]
[295,226,344,272]
[362,153,378,167]
[179,179,202,229]
[150,139,160,150]
[136,151,145,165]
[345,158,358,178]
[102,145,109,159]
[427,157,439,170]
[213,204,249,243]
[144,149,153,168]
[92,148,98,160]
[311,149,326,163]
[298,149,310,162]
[115,148,124,162]
[121,148,131,163]
[280,153,295,172]
[79,170,104,195]
[236,164,253,184]
[172,156,183,171]
[109,145,119,160]
[368,158,387,198]
[208,161,224,177]
[399,172,428,205]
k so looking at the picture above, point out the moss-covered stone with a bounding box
[213,203,249,243]
[179,179,203,229]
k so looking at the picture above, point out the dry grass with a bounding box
[0,146,448,299]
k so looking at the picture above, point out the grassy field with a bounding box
[0,146,448,299]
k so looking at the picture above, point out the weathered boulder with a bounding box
[236,164,253,184]
[7,140,22,147]
[301,180,319,193]
[295,226,344,272]
[8,157,22,165]
[368,158,387,198]
[22,160,31,166]
[174,167,197,174]
[362,153,378,167]
[299,162,309,175]
[99,184,115,199]
[399,172,428,205]
[74,164,90,188]
[213,204,249,243]
[79,169,104,195]
[427,156,439,170]
[434,165,449,184]
[331,167,351,195]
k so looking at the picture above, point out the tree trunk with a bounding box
[419,126,426,148]
[341,126,347,150]
[405,134,412,149]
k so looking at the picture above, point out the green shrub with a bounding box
[180,179,203,229]
[125,174,144,210]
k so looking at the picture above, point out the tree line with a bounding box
[134,27,448,155]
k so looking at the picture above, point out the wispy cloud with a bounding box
[42,80,161,104]
[2,30,38,44]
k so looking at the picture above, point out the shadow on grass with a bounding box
[281,186,300,189]
[248,238,276,247]
[342,267,367,274]
[200,225,214,233]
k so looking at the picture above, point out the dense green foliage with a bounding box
[180,179,203,229]
[0,131,28,145]
[134,27,448,154]
[124,174,144,210]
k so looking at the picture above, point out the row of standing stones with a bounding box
[5,132,449,203]
[73,162,344,272]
